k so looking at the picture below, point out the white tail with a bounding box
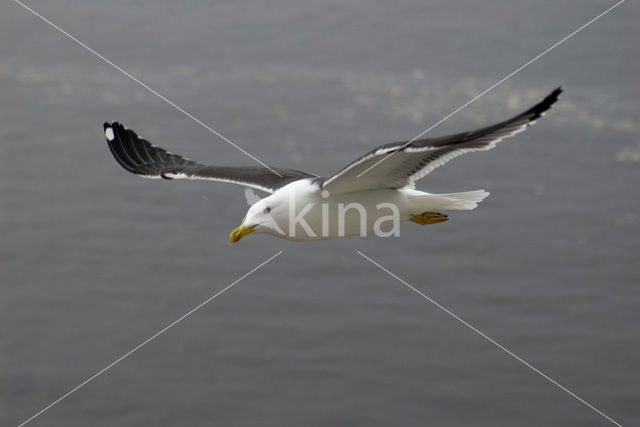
[408,190,490,211]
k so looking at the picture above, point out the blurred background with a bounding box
[1,0,638,426]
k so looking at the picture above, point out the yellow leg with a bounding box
[410,211,448,225]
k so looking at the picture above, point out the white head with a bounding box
[229,180,321,243]
[229,191,288,243]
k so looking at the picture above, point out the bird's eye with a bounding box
[263,207,271,214]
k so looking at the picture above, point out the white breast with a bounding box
[272,182,414,241]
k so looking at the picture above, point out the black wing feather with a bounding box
[103,122,314,193]
[320,87,562,193]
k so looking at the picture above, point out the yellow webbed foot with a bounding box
[410,211,448,225]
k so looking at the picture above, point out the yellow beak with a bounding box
[229,223,257,244]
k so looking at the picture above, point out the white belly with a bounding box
[261,179,485,242]
[275,189,414,241]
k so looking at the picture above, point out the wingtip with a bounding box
[103,122,115,141]
[547,86,564,102]
[103,121,119,134]
[103,122,127,142]
[104,121,123,129]
[529,86,563,119]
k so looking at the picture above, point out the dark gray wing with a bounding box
[103,122,315,193]
[321,87,563,194]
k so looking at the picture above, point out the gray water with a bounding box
[1,0,639,426]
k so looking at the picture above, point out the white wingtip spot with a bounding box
[105,127,114,141]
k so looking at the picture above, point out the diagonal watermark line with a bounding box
[17,251,284,427]
[357,250,624,427]
[12,0,282,178]
[356,0,626,178]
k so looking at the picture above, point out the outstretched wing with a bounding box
[320,87,562,195]
[103,122,315,193]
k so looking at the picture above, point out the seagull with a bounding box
[103,87,562,243]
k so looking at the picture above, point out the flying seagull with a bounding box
[103,87,562,243]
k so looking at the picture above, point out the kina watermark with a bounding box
[244,187,402,239]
